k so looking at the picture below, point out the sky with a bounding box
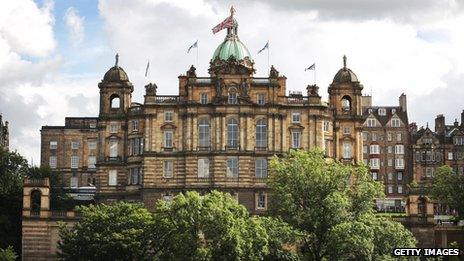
[1,0,464,163]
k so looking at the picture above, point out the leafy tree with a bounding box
[431,165,464,218]
[0,148,28,255]
[151,191,272,261]
[0,246,17,261]
[268,149,416,261]
[57,202,154,261]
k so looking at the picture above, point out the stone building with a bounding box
[0,114,9,150]
[408,112,464,215]
[38,17,365,214]
[361,94,410,212]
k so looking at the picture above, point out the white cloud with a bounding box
[97,0,464,128]
[64,6,85,46]
[0,0,55,57]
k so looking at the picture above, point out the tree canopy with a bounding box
[431,165,464,218]
[151,190,298,261]
[58,202,155,261]
[268,149,416,260]
[0,148,28,255]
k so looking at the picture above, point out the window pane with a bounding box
[227,157,238,177]
[108,170,117,186]
[227,119,239,148]
[255,119,267,148]
[110,140,118,157]
[198,119,210,147]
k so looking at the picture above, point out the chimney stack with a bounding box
[399,93,407,112]
[435,114,445,135]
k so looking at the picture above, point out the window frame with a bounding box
[291,112,301,123]
[163,160,174,178]
[255,158,268,178]
[255,119,267,148]
[227,118,239,148]
[226,157,239,178]
[164,131,173,148]
[291,131,301,149]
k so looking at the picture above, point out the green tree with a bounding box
[431,165,464,218]
[151,191,272,261]
[57,202,154,261]
[0,148,28,255]
[268,149,416,260]
[0,246,17,261]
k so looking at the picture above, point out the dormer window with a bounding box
[367,118,376,127]
[368,108,373,114]
[391,118,401,127]
[391,108,396,114]
[378,108,386,116]
[455,137,464,145]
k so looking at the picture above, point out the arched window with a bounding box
[198,118,210,148]
[227,118,239,148]
[256,119,267,148]
[228,88,237,104]
[341,96,351,111]
[31,190,41,216]
[110,94,120,108]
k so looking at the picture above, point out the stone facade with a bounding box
[0,114,9,150]
[38,19,366,215]
[361,94,411,211]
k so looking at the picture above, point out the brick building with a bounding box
[361,94,411,212]
[38,17,365,214]
[0,114,9,150]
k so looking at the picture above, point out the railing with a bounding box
[280,96,309,105]
[197,146,211,151]
[24,178,49,187]
[197,177,212,182]
[30,210,40,217]
[155,96,180,104]
[51,210,68,217]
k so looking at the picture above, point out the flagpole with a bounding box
[196,42,199,67]
[314,65,317,85]
[267,43,270,75]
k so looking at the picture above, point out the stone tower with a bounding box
[328,55,364,163]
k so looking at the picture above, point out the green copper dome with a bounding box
[212,37,251,61]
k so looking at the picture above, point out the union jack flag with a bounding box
[212,15,234,34]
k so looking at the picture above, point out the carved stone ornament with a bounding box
[269,65,279,78]
[187,65,197,78]
[145,83,157,96]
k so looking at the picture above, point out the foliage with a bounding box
[57,202,154,261]
[268,149,416,261]
[0,246,17,261]
[0,148,28,255]
[431,165,464,218]
[151,191,273,261]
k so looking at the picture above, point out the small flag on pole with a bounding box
[257,41,269,54]
[305,63,316,71]
[145,61,150,77]
[187,41,198,53]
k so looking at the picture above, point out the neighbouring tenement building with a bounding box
[0,114,9,150]
[361,94,411,212]
[23,16,367,259]
[404,113,464,247]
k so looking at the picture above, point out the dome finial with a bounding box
[343,55,347,69]
[230,6,236,17]
[115,53,119,67]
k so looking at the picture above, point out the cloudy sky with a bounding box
[1,0,464,163]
